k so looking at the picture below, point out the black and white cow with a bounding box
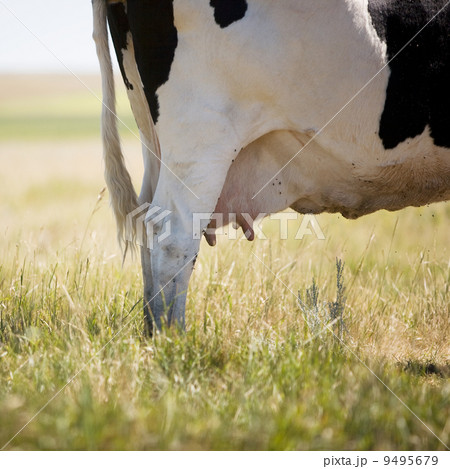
[92,0,450,331]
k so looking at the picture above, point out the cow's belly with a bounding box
[213,128,450,230]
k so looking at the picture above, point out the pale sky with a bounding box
[0,0,104,73]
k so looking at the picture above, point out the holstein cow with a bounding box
[92,0,450,332]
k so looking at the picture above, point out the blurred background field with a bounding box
[0,74,449,450]
[0,75,137,141]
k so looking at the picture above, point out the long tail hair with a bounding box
[92,0,138,246]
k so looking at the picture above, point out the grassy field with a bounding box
[0,74,449,450]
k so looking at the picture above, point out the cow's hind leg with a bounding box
[105,0,166,334]
[145,137,241,329]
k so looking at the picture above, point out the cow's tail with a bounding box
[92,0,138,248]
